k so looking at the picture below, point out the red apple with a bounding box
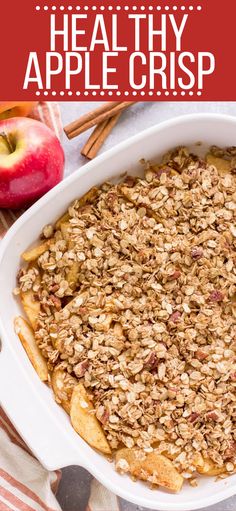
[0,117,65,209]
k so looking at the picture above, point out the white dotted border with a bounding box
[36,90,202,97]
[36,5,202,11]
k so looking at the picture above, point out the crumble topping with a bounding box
[17,148,236,477]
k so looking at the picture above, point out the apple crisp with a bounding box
[16,146,236,485]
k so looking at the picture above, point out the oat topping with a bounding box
[17,148,236,478]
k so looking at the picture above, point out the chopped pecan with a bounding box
[191,247,203,260]
[224,442,236,459]
[208,290,224,302]
[206,411,220,422]
[99,408,110,425]
[168,270,181,281]
[195,350,208,361]
[74,360,89,378]
[124,176,137,187]
[189,412,199,423]
[49,284,60,293]
[49,295,62,310]
[169,311,181,323]
[144,352,158,370]
[96,405,110,425]
[78,307,89,316]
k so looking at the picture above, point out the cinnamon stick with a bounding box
[64,102,118,136]
[81,119,108,157]
[81,113,121,159]
[64,102,135,139]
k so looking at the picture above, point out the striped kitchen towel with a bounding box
[0,408,61,511]
[0,102,120,511]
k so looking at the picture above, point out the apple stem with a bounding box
[0,131,15,154]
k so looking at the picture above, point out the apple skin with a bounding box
[0,117,65,209]
[0,102,38,120]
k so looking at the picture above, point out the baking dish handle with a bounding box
[0,329,89,471]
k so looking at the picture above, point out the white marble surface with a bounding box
[57,101,236,511]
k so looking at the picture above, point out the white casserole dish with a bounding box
[0,113,236,511]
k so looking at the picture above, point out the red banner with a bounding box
[0,0,235,101]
